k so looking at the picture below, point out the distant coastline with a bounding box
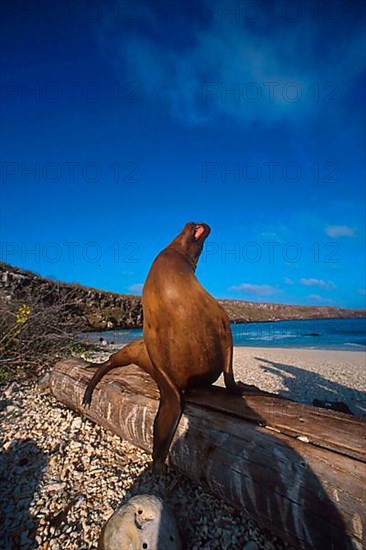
[1,261,365,331]
[84,318,366,352]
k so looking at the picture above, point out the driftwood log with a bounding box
[50,359,366,549]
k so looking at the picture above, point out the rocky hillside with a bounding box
[0,263,142,331]
[1,262,364,330]
[217,299,365,323]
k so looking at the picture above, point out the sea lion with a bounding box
[83,222,245,472]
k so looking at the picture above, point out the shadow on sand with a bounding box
[254,356,366,416]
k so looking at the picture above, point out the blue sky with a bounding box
[1,0,365,308]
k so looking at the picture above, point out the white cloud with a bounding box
[325,225,355,238]
[356,288,366,296]
[300,278,335,290]
[283,277,293,285]
[230,283,282,296]
[128,283,143,293]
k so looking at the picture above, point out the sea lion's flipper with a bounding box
[82,339,153,407]
[151,371,182,474]
[223,372,246,394]
[224,371,260,394]
[223,346,247,395]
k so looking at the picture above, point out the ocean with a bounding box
[86,317,366,351]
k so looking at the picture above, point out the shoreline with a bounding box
[85,339,366,353]
[235,344,366,352]
[86,335,366,353]
[82,313,366,333]
[83,317,366,353]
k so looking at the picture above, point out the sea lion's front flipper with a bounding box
[224,373,256,394]
[82,339,154,407]
[151,370,182,474]
[224,366,259,394]
[222,344,248,395]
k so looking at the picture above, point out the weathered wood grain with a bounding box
[49,358,366,550]
[187,387,365,462]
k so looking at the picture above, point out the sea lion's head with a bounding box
[169,222,211,269]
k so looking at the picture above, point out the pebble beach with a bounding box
[1,346,365,549]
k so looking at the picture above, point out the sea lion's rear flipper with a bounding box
[151,371,182,474]
[82,339,153,407]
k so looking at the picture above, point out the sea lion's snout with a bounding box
[168,222,211,266]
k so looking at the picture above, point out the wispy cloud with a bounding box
[109,2,365,127]
[356,288,366,296]
[300,278,335,290]
[128,283,143,293]
[283,277,293,285]
[325,225,355,238]
[230,283,282,296]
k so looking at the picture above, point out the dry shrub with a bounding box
[0,288,90,383]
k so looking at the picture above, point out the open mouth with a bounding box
[194,224,205,240]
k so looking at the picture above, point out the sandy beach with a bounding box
[213,346,366,416]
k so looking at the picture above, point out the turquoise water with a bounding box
[86,317,366,351]
[230,317,366,350]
